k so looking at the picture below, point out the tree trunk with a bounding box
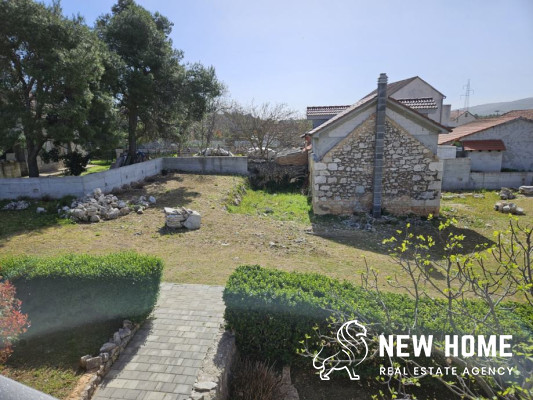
[127,109,138,164]
[26,139,40,177]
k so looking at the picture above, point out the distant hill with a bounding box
[454,97,533,116]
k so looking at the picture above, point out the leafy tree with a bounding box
[0,0,111,176]
[97,0,222,162]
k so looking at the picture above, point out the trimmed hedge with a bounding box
[0,253,163,336]
[223,265,533,364]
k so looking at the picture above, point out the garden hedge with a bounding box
[0,252,163,336]
[223,265,533,364]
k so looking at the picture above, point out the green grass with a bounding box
[227,188,312,224]
[0,320,121,399]
[0,198,75,239]
[81,159,112,176]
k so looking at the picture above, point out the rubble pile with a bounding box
[2,200,30,210]
[494,201,525,215]
[62,188,156,223]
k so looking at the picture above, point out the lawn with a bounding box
[2,173,531,288]
[0,320,121,399]
[81,159,112,176]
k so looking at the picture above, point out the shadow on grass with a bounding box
[0,198,76,244]
[0,319,121,397]
[308,213,496,259]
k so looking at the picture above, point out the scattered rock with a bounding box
[494,201,525,215]
[36,207,46,213]
[499,187,516,200]
[2,200,30,210]
[519,186,533,195]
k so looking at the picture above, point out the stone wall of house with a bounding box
[311,115,442,216]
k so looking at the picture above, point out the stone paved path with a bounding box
[93,283,225,400]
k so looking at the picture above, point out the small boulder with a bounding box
[85,356,102,370]
[149,196,156,204]
[36,207,46,214]
[193,381,217,392]
[519,186,533,195]
[499,187,515,200]
[183,211,201,230]
[99,342,117,353]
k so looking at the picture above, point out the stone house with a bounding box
[448,110,478,127]
[438,110,533,172]
[308,74,449,217]
[307,75,452,129]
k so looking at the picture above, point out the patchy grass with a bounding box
[0,320,121,399]
[1,176,531,290]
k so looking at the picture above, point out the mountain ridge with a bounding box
[453,97,533,116]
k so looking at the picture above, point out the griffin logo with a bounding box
[312,320,369,380]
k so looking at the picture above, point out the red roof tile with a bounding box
[438,114,533,144]
[461,139,506,151]
[501,109,533,119]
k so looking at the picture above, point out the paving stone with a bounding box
[93,283,224,400]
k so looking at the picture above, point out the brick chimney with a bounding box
[372,73,387,218]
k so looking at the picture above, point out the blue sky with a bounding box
[45,0,533,116]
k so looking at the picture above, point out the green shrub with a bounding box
[223,266,532,364]
[0,252,163,337]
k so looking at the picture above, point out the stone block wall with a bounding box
[311,115,442,216]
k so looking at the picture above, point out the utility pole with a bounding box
[460,79,474,111]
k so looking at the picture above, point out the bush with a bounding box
[0,253,163,337]
[0,280,29,363]
[223,265,532,364]
[230,356,283,400]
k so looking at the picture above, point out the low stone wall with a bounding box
[469,172,533,190]
[442,158,533,190]
[164,156,248,175]
[0,157,248,200]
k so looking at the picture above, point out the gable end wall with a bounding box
[311,115,442,216]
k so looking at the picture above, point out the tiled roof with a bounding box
[362,76,445,100]
[397,97,438,110]
[307,94,377,135]
[501,109,533,119]
[306,105,350,117]
[363,76,418,99]
[307,94,450,136]
[461,139,506,151]
[438,114,533,144]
